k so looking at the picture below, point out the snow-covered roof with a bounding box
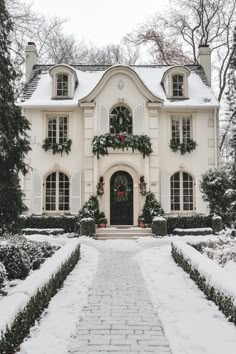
[20,64,219,108]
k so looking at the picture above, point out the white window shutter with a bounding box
[32,170,42,214]
[133,104,144,135]
[99,104,109,134]
[70,171,81,214]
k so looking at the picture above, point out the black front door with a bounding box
[110,171,133,225]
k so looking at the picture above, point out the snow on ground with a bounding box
[25,234,72,247]
[19,244,99,354]
[137,244,236,354]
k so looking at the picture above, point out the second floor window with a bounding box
[110,106,132,134]
[47,116,68,144]
[171,116,192,144]
[56,74,68,97]
[172,75,184,97]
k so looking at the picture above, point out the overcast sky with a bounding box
[24,0,167,47]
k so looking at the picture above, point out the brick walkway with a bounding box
[69,244,171,353]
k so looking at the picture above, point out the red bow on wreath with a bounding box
[118,134,125,142]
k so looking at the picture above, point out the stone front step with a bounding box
[95,227,154,240]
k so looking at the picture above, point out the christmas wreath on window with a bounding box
[42,138,72,155]
[169,139,197,155]
[110,106,132,134]
[92,133,152,159]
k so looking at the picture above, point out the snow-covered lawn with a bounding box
[137,243,236,354]
[19,244,99,354]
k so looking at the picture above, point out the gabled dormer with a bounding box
[49,64,78,99]
[161,66,191,99]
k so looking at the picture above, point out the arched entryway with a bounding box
[110,171,133,225]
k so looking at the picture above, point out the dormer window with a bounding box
[161,66,190,99]
[56,74,69,97]
[172,74,184,97]
[49,64,78,99]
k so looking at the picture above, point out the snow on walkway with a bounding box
[69,239,171,353]
[137,244,236,354]
[19,245,99,354]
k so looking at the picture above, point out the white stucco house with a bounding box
[20,43,219,226]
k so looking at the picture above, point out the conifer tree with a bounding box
[141,192,164,224]
[0,0,30,232]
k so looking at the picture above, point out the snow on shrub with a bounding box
[171,241,236,325]
[0,240,81,354]
[0,262,7,287]
[0,244,31,280]
[21,240,45,270]
[39,241,56,258]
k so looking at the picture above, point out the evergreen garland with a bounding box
[0,0,31,232]
[170,139,197,155]
[42,138,72,155]
[92,133,152,159]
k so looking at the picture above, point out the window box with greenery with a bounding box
[42,115,72,155]
[170,115,197,155]
[92,133,152,159]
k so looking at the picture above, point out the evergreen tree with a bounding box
[0,0,30,232]
[200,163,236,224]
[141,192,164,224]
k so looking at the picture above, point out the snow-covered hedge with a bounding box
[166,214,212,234]
[171,241,236,325]
[173,227,213,236]
[17,215,79,232]
[152,216,167,236]
[0,240,80,354]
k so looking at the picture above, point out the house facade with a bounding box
[20,43,219,226]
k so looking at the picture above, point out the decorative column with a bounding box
[81,103,96,203]
[147,103,160,201]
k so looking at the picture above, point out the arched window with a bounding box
[110,106,132,134]
[56,74,69,97]
[45,172,69,211]
[172,74,184,97]
[171,172,194,211]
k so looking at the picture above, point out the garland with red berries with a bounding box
[92,133,152,159]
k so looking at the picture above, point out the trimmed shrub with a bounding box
[0,243,80,354]
[38,241,55,258]
[0,262,7,287]
[0,244,31,280]
[80,218,95,237]
[171,243,236,325]
[78,195,100,224]
[166,214,212,234]
[173,227,213,236]
[152,216,167,236]
[17,215,79,233]
[21,241,45,270]
[212,215,222,234]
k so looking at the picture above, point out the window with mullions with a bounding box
[172,75,184,97]
[171,116,192,144]
[56,74,68,97]
[171,172,194,211]
[110,106,132,134]
[45,172,70,211]
[47,116,68,144]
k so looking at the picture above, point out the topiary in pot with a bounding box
[0,244,31,280]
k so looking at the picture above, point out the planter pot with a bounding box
[99,223,107,228]
[140,222,145,228]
